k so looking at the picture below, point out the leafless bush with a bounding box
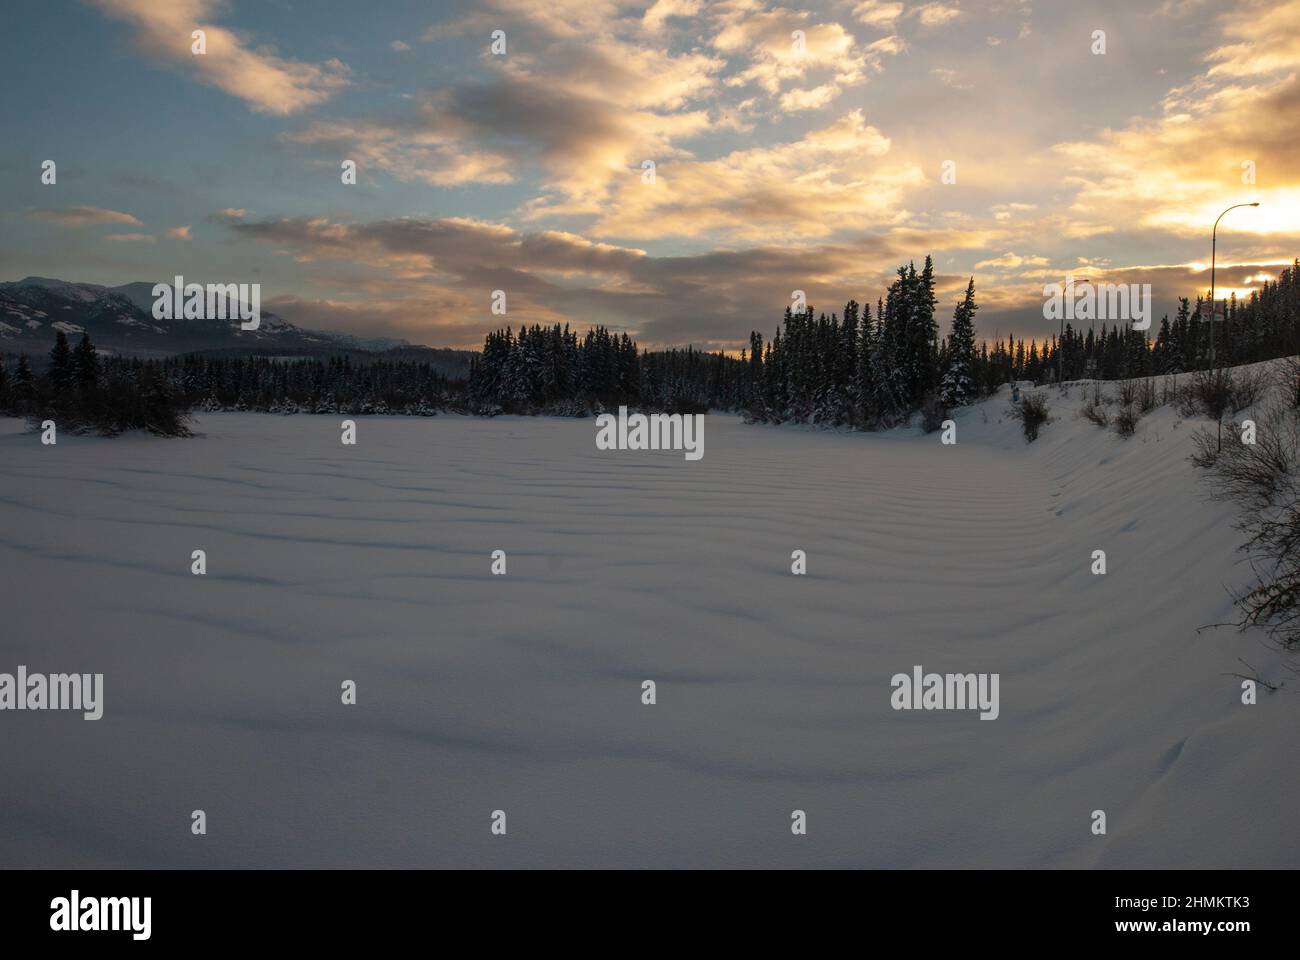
[1191,402,1300,512]
[1179,368,1233,421]
[1229,366,1267,413]
[1275,355,1300,409]
[1008,391,1050,442]
[1114,405,1141,438]
[920,391,950,434]
[1160,374,1179,406]
[1137,378,1157,413]
[1229,531,1300,650]
[1193,401,1300,648]
[1080,398,1109,427]
[1115,378,1158,414]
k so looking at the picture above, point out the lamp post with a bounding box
[1209,202,1260,372]
[1057,276,1088,384]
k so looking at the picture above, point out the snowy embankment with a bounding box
[0,367,1295,868]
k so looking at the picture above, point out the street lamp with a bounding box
[1057,276,1088,384]
[1209,202,1260,371]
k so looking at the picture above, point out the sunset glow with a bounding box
[3,0,1297,349]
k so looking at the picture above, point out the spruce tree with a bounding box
[747,331,765,417]
[853,302,876,427]
[910,256,939,404]
[940,277,978,406]
[49,330,74,405]
[73,333,102,424]
[13,354,36,416]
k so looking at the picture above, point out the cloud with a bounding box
[530,109,926,241]
[990,203,1038,222]
[1054,0,1300,240]
[41,0,1296,349]
[223,212,1002,349]
[931,67,972,89]
[852,1,904,28]
[426,0,628,42]
[87,0,349,114]
[912,3,963,27]
[28,206,142,226]
[642,0,704,32]
[165,225,192,240]
[713,1,876,106]
[288,111,517,188]
[290,59,715,200]
[389,40,410,52]
[779,83,841,111]
[105,232,155,242]
[974,252,1052,270]
[294,2,724,201]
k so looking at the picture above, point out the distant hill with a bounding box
[0,276,473,379]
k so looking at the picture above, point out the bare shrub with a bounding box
[1137,378,1157,413]
[1229,524,1300,650]
[1276,355,1300,409]
[1114,405,1140,438]
[1229,366,1267,413]
[1193,401,1300,648]
[1117,379,1138,406]
[1008,391,1050,443]
[1191,402,1300,512]
[920,391,950,434]
[1080,399,1110,427]
[1179,368,1234,422]
[1160,374,1179,406]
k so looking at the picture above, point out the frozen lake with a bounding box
[0,403,1296,868]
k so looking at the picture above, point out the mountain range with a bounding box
[0,277,472,377]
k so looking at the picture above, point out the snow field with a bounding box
[0,373,1296,868]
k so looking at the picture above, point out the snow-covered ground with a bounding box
[0,375,1296,868]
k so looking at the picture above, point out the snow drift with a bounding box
[0,367,1295,868]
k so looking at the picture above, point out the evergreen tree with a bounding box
[908,255,940,405]
[853,301,877,427]
[49,330,74,405]
[940,277,978,406]
[12,354,36,416]
[747,331,765,417]
[72,332,102,422]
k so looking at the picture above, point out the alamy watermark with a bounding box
[1043,276,1151,331]
[50,891,150,940]
[0,666,102,719]
[152,275,260,330]
[596,405,704,461]
[890,665,999,720]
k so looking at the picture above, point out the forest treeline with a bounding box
[0,331,192,436]
[2,258,1298,433]
[0,340,461,431]
[467,258,1300,428]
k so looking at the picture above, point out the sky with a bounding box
[1,0,1297,351]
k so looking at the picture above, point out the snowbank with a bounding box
[0,369,1295,867]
